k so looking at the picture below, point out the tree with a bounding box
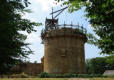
[86,56,114,74]
[85,59,91,74]
[0,0,41,74]
[88,57,107,74]
[56,0,114,55]
[105,55,114,70]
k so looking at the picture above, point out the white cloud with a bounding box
[18,31,41,44]
[35,0,62,12]
[25,32,41,43]
[22,13,37,22]
[25,31,44,63]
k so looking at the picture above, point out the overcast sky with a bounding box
[23,0,104,63]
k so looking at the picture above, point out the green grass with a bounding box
[0,78,114,80]
[0,78,67,80]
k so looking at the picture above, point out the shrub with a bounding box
[111,75,114,77]
[77,74,89,78]
[38,72,107,78]
[64,73,74,78]
[20,72,29,78]
[11,72,29,78]
[38,72,49,78]
[103,74,114,78]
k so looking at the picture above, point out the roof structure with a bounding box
[103,70,114,76]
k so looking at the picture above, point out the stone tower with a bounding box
[41,18,87,74]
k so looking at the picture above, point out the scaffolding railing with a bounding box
[41,24,87,36]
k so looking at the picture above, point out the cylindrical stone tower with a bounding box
[41,19,87,74]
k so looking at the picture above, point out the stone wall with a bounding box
[11,63,43,76]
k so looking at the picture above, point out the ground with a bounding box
[0,78,114,80]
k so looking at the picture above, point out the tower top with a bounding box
[41,7,87,44]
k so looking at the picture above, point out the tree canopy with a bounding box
[86,56,114,74]
[0,0,41,74]
[56,0,114,55]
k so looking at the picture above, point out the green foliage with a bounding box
[11,72,29,78]
[57,0,114,55]
[19,72,29,78]
[88,57,107,74]
[86,33,98,46]
[86,56,114,74]
[38,72,106,78]
[38,72,49,78]
[64,73,74,78]
[0,0,41,74]
[106,55,114,64]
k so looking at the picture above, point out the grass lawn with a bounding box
[0,78,114,80]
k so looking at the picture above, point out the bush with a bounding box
[104,75,114,78]
[11,72,29,78]
[64,73,74,78]
[20,72,29,78]
[111,75,114,77]
[38,72,49,78]
[77,74,89,78]
[38,72,109,78]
